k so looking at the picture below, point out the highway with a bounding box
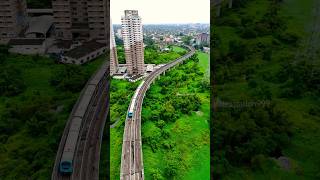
[120,45,196,180]
[51,61,109,180]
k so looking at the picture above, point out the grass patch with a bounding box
[172,46,187,53]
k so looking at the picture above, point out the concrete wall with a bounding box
[9,44,46,55]
[61,46,106,64]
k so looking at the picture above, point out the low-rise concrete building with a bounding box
[164,37,174,44]
[60,40,106,64]
[25,15,54,38]
[203,47,210,53]
[5,15,54,55]
[117,66,127,74]
[128,74,144,82]
[146,64,154,72]
[8,38,48,55]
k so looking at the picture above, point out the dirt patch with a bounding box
[276,156,292,171]
[196,111,203,116]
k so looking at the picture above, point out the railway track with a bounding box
[120,45,196,180]
[52,61,109,180]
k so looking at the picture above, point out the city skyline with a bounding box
[111,0,210,24]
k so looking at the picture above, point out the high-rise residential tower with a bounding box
[52,0,108,42]
[196,33,210,46]
[110,20,118,75]
[121,10,144,75]
[0,0,27,39]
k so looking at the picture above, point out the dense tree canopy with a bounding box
[50,65,89,93]
[0,66,26,96]
[211,0,319,178]
[141,51,209,179]
[0,53,104,179]
[213,104,292,171]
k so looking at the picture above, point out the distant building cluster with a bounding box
[0,0,108,65]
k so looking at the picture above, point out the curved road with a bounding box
[120,45,196,180]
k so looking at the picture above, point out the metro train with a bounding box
[59,62,108,174]
[126,46,194,119]
[127,81,144,118]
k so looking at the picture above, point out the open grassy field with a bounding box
[172,46,187,53]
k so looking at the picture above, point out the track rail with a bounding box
[52,61,109,180]
[120,45,196,180]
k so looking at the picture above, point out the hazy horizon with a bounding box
[111,0,210,24]
[112,23,210,25]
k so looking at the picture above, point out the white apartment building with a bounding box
[121,10,144,75]
[110,20,118,75]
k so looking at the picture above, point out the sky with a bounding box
[111,0,210,24]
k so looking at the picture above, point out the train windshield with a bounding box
[60,161,72,173]
[61,162,71,169]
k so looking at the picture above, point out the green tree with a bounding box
[0,66,26,96]
[0,45,9,64]
[50,65,88,93]
[150,169,164,180]
[228,40,248,62]
[182,36,193,45]
[143,123,162,152]
[160,102,176,121]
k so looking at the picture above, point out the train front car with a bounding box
[59,160,73,174]
[58,117,82,175]
[128,103,134,118]
[127,81,144,119]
